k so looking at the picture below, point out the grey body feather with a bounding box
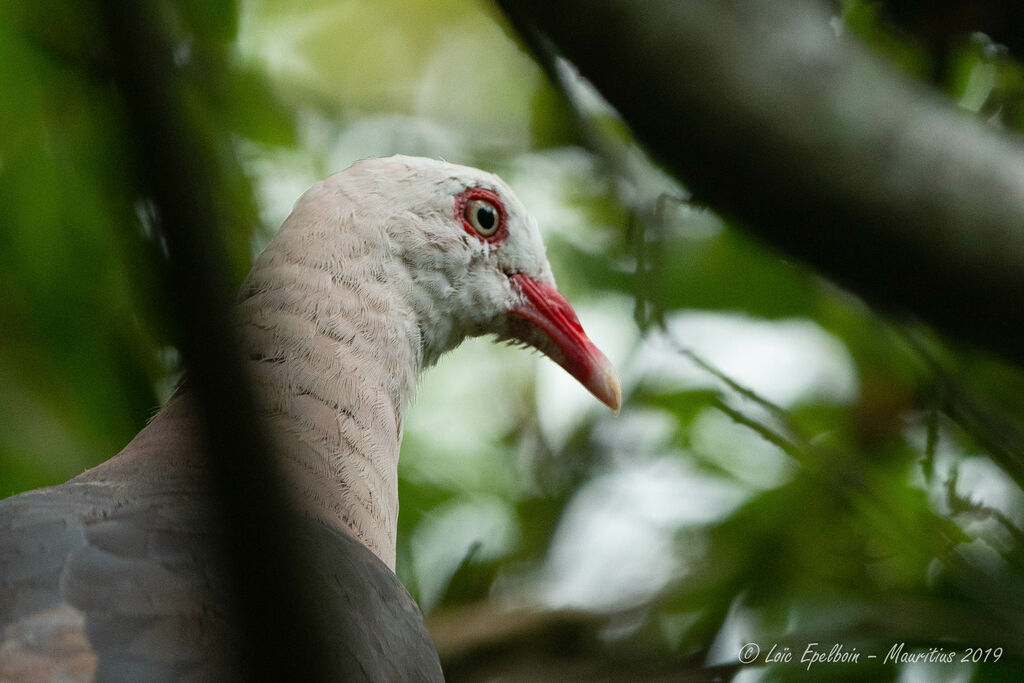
[0,394,443,681]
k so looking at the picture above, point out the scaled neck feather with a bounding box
[233,182,443,570]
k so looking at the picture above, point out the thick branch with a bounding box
[500,0,1024,365]
[105,2,326,679]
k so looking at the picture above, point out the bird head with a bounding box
[332,155,621,412]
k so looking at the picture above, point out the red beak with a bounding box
[509,273,622,412]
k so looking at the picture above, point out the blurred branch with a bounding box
[667,339,790,423]
[902,329,1024,488]
[922,400,940,482]
[104,1,325,679]
[882,1,1024,61]
[945,468,1024,550]
[498,0,1024,367]
[708,398,804,462]
[430,602,734,682]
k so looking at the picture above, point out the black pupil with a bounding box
[476,205,496,231]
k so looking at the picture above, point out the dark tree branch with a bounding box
[430,602,735,682]
[104,2,326,679]
[883,1,1024,63]
[498,0,1024,367]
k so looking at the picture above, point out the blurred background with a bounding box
[4,0,1024,680]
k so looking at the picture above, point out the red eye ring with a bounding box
[455,187,508,244]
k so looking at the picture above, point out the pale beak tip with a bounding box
[594,363,623,415]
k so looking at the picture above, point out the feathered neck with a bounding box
[232,181,434,570]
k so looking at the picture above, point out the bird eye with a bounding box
[456,188,507,243]
[464,198,500,237]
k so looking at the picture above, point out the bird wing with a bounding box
[0,470,443,682]
[0,481,237,681]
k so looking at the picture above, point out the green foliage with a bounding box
[4,1,1024,680]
